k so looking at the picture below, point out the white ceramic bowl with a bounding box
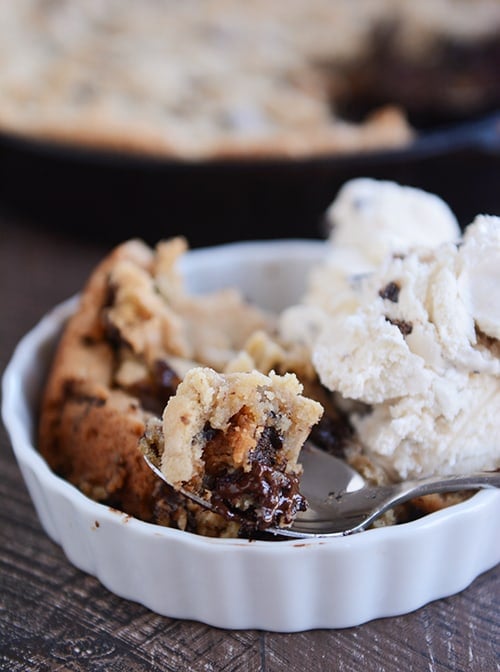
[2,240,500,632]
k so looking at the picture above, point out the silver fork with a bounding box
[275,444,500,537]
[144,443,500,538]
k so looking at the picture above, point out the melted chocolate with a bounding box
[309,413,353,458]
[123,359,181,416]
[210,463,307,530]
[200,415,305,529]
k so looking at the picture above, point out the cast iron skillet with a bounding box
[0,113,499,247]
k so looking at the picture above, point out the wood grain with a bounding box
[1,215,499,672]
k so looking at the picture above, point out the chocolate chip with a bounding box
[201,422,220,444]
[379,281,400,302]
[385,316,413,336]
[101,280,130,350]
[81,335,98,346]
[102,315,128,350]
[251,426,282,467]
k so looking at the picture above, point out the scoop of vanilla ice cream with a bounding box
[311,215,500,479]
[353,371,499,479]
[325,177,461,268]
[279,178,461,348]
[460,214,500,340]
[303,178,460,319]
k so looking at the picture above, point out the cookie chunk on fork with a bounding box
[141,367,323,531]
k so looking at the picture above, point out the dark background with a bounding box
[1,113,499,250]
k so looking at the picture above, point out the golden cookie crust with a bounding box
[38,237,271,534]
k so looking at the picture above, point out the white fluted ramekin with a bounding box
[3,240,500,632]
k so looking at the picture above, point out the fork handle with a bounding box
[385,470,500,504]
[282,470,500,538]
[342,470,500,534]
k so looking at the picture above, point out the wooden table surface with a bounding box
[1,214,499,672]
